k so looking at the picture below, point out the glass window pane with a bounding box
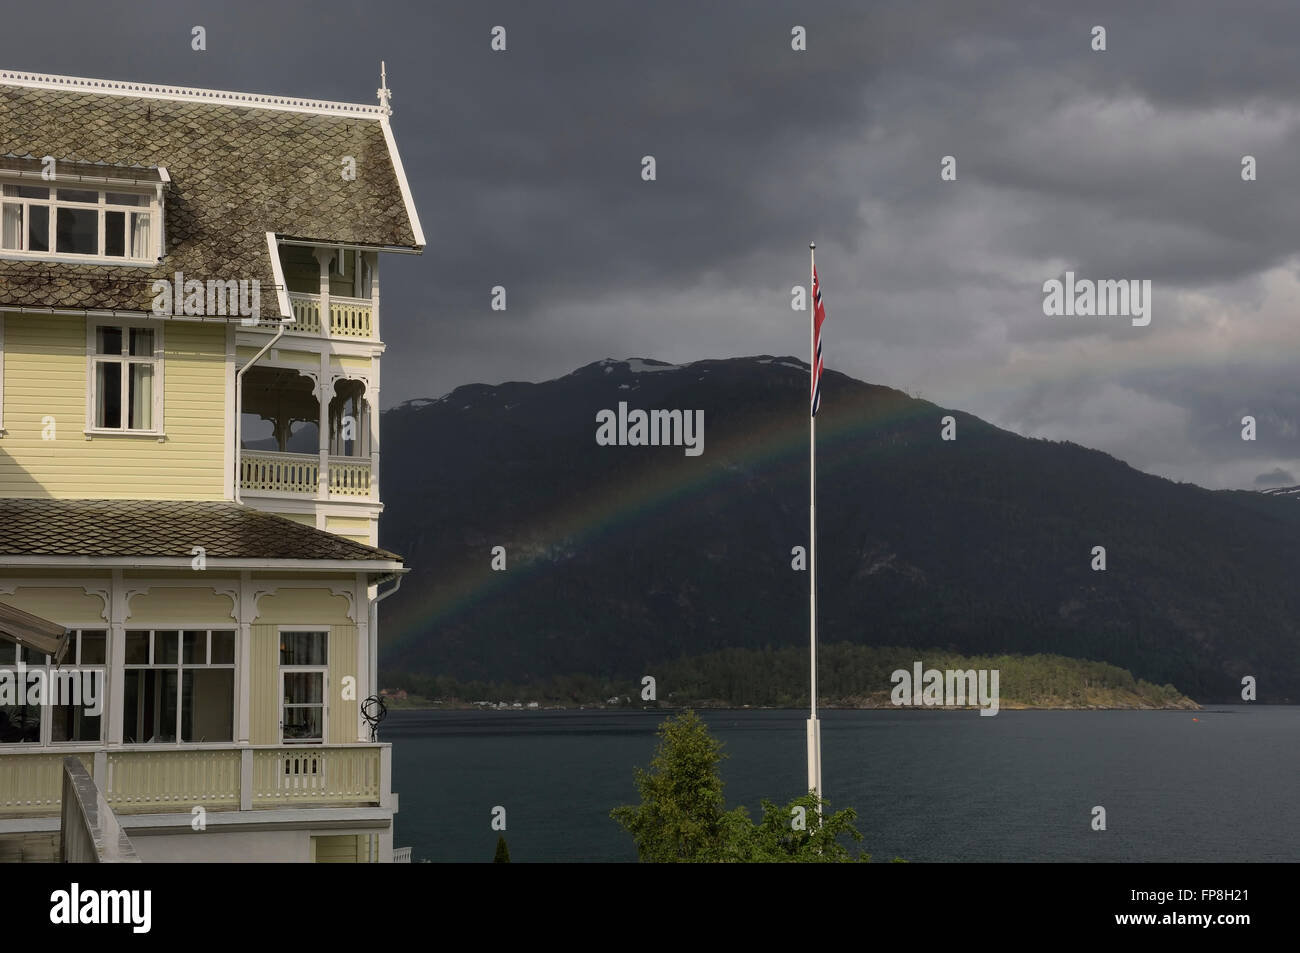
[55,206,98,254]
[156,630,179,664]
[96,326,123,355]
[210,631,235,665]
[124,631,150,664]
[283,672,323,705]
[128,363,153,430]
[79,631,107,665]
[157,670,179,742]
[280,632,327,666]
[51,668,102,743]
[181,631,204,664]
[121,669,151,743]
[106,191,146,206]
[27,205,48,252]
[129,212,151,258]
[57,188,98,203]
[184,669,233,742]
[104,210,125,257]
[95,362,121,429]
[0,699,42,743]
[17,645,47,665]
[2,202,22,249]
[282,704,323,742]
[3,184,48,199]
[129,327,153,356]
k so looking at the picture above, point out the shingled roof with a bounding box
[0,71,422,313]
[0,499,401,565]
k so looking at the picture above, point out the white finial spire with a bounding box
[377,61,392,116]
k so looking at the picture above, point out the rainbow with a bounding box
[381,373,945,652]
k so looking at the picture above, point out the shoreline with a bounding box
[381,699,1207,713]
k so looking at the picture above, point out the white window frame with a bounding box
[278,627,329,745]
[0,179,160,266]
[120,627,237,745]
[85,319,165,437]
[0,629,108,746]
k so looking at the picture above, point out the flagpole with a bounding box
[808,241,823,818]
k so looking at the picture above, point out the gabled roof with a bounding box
[0,70,423,315]
[0,499,401,568]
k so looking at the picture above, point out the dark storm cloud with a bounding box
[4,1,1299,488]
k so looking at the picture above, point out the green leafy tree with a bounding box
[493,835,511,863]
[611,710,745,861]
[612,710,870,862]
[725,793,867,862]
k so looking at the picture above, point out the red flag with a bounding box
[811,267,826,416]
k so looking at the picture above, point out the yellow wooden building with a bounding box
[0,67,422,862]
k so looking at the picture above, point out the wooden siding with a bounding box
[127,587,238,626]
[0,314,226,499]
[249,622,279,745]
[0,587,106,627]
[328,623,359,743]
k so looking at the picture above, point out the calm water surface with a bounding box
[385,706,1298,863]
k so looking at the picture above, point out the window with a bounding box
[0,630,106,745]
[89,322,162,433]
[280,630,327,744]
[122,629,236,743]
[1,183,154,262]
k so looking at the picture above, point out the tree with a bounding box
[610,710,743,862]
[724,793,867,863]
[611,710,870,862]
[493,835,510,863]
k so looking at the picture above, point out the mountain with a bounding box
[377,356,1300,703]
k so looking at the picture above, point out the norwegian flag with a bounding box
[811,266,827,416]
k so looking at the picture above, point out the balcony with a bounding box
[0,744,390,817]
[239,450,372,499]
[254,292,375,341]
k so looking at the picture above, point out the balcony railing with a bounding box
[240,449,319,495]
[256,292,374,340]
[240,451,372,499]
[0,744,389,817]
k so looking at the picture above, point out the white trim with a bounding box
[119,626,238,745]
[84,317,165,436]
[236,330,385,358]
[0,252,157,268]
[0,177,160,265]
[0,557,403,571]
[0,165,162,188]
[265,232,293,319]
[0,628,108,746]
[0,69,389,119]
[278,627,329,745]
[379,118,425,248]
[0,802,394,835]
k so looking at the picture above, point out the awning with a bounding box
[0,601,70,664]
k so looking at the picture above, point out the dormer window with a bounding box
[1,182,156,263]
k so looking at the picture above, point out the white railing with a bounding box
[328,456,372,496]
[254,292,373,340]
[251,746,381,806]
[329,295,374,338]
[0,744,389,816]
[240,450,319,495]
[240,451,372,499]
[393,846,412,863]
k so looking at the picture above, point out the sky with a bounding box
[3,0,1299,490]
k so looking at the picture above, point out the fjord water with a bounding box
[386,706,1298,863]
